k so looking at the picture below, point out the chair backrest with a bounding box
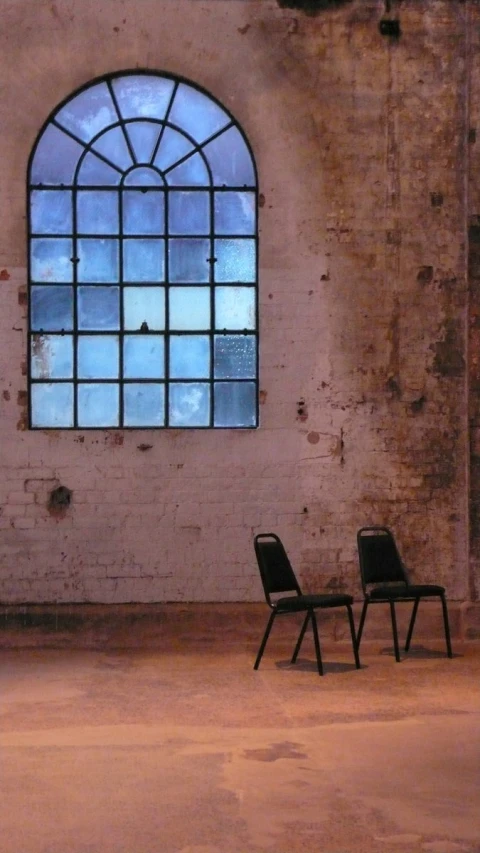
[254,533,302,606]
[357,526,408,593]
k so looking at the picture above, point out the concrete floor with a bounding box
[1,612,479,853]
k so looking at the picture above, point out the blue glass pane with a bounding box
[169,192,209,235]
[169,287,210,330]
[154,127,194,172]
[124,335,165,379]
[214,381,256,427]
[123,191,164,235]
[124,287,165,330]
[55,83,117,144]
[126,122,161,163]
[214,335,256,379]
[215,286,255,330]
[124,383,165,426]
[77,336,119,379]
[31,286,73,331]
[123,167,163,187]
[214,192,255,235]
[166,154,210,187]
[78,239,119,282]
[77,152,122,186]
[214,239,255,283]
[31,238,73,283]
[169,239,210,283]
[169,84,230,144]
[31,335,73,379]
[92,126,133,171]
[78,286,119,330]
[30,124,84,185]
[123,239,165,282]
[31,191,72,235]
[77,383,119,427]
[169,335,210,379]
[112,75,175,121]
[77,191,119,234]
[203,127,255,187]
[169,383,210,427]
[31,383,74,428]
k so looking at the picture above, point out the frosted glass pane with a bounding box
[78,286,119,330]
[169,287,210,330]
[78,239,119,282]
[214,192,255,235]
[77,192,119,234]
[55,83,117,143]
[126,122,161,163]
[112,75,175,121]
[124,167,163,186]
[92,126,133,171]
[77,152,122,186]
[168,239,210,283]
[31,238,73,283]
[123,191,164,235]
[31,286,73,331]
[31,191,72,234]
[77,383,119,427]
[124,335,165,379]
[214,381,256,427]
[166,154,210,187]
[169,335,210,379]
[215,287,255,330]
[30,124,84,185]
[169,192,209,235]
[214,335,256,379]
[31,383,74,428]
[123,239,165,282]
[215,239,255,283]
[154,127,194,171]
[124,383,165,426]
[31,334,73,379]
[77,335,119,379]
[169,84,230,144]
[169,383,210,427]
[203,127,255,186]
[124,287,165,330]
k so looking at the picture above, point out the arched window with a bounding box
[28,71,258,429]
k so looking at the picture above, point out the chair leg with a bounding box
[405,597,420,652]
[346,604,361,669]
[440,593,453,659]
[291,612,310,664]
[389,600,401,662]
[310,609,324,676]
[254,611,276,670]
[356,599,369,649]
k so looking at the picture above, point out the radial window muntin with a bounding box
[28,70,259,429]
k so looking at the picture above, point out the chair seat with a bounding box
[368,583,445,601]
[276,593,354,612]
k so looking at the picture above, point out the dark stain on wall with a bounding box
[276,0,353,13]
[431,319,466,378]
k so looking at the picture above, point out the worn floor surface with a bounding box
[0,625,479,853]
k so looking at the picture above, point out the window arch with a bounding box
[28,71,258,429]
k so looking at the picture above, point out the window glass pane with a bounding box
[203,126,255,187]
[123,239,165,282]
[154,127,194,172]
[123,191,164,235]
[123,167,163,187]
[214,335,256,379]
[168,239,210,283]
[31,383,74,427]
[169,287,210,330]
[124,383,165,426]
[124,287,165,330]
[169,383,210,427]
[215,239,255,283]
[91,126,133,172]
[123,335,165,379]
[31,334,73,379]
[169,192,209,235]
[169,84,230,144]
[214,381,256,427]
[78,238,119,282]
[77,191,119,234]
[112,75,175,121]
[214,192,255,235]
[31,286,73,331]
[169,335,210,379]
[31,238,73,283]
[166,154,210,187]
[77,383,119,427]
[30,124,84,185]
[78,286,120,330]
[31,191,72,235]
[55,82,117,143]
[125,122,161,163]
[77,335,119,379]
[215,286,255,330]
[77,152,122,186]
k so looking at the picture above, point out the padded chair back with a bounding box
[254,534,302,606]
[357,526,407,592]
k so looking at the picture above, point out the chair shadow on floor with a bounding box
[379,644,463,660]
[275,657,367,674]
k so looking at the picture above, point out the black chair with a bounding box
[253,533,360,676]
[356,526,452,661]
